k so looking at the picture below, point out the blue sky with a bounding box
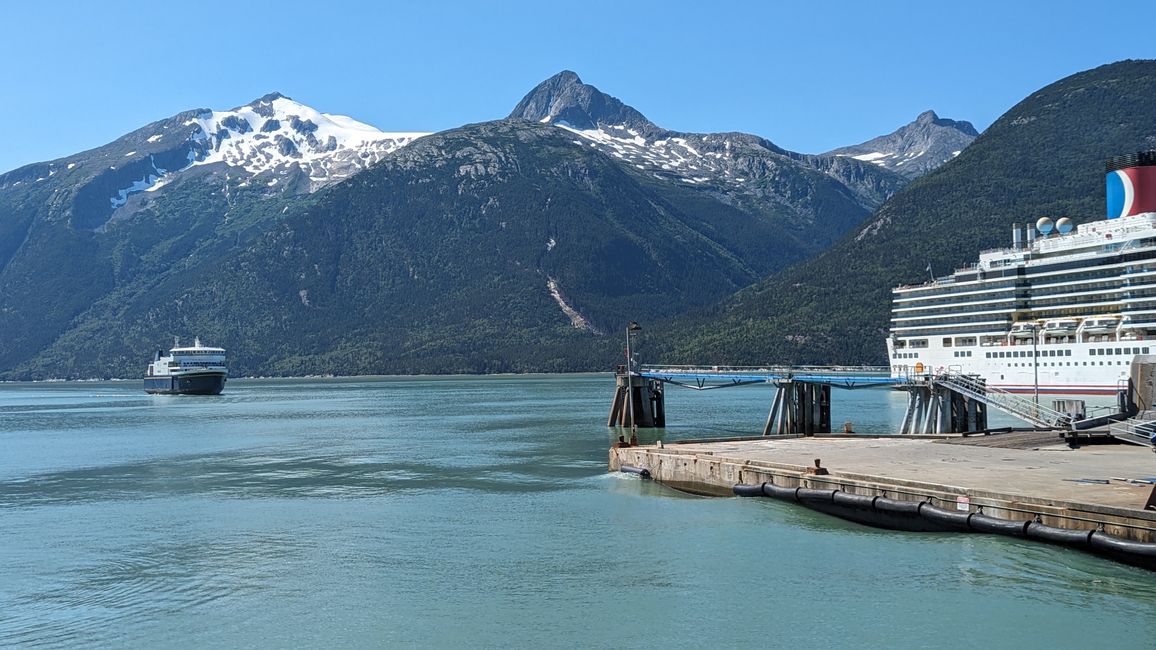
[2,0,1155,174]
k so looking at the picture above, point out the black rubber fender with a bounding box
[1089,531,1156,558]
[795,488,838,503]
[873,497,922,516]
[832,491,877,510]
[917,502,973,529]
[619,465,651,480]
[968,513,1031,537]
[733,483,765,497]
[762,482,799,501]
[1025,522,1094,546]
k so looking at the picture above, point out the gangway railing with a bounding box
[638,365,898,389]
[929,371,1073,430]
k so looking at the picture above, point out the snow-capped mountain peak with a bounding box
[507,72,902,211]
[185,93,429,190]
[509,72,778,189]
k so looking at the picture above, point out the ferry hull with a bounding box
[144,372,226,395]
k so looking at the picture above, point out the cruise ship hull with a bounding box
[144,372,227,395]
[887,155,1156,398]
[888,337,1145,395]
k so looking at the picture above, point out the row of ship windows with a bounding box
[896,260,1156,303]
[896,271,1156,308]
[895,279,1156,310]
[1001,361,1131,367]
[1033,281,1156,298]
[893,300,1156,325]
[903,251,1156,295]
[986,347,1149,358]
[1011,248,1156,276]
[989,349,1071,358]
[1033,296,1156,310]
[896,281,1017,301]
[896,346,1154,361]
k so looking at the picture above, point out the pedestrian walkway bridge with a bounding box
[638,365,901,389]
[612,364,1106,436]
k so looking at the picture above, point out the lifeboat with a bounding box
[1081,317,1120,334]
[1042,319,1079,335]
[1010,322,1038,339]
[1119,319,1148,337]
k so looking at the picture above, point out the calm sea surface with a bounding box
[1,375,1153,648]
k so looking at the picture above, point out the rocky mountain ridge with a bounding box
[0,70,981,378]
[510,71,911,213]
[0,93,427,233]
[826,110,978,178]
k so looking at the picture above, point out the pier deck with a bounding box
[611,435,1156,545]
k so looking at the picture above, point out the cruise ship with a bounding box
[144,337,228,395]
[887,152,1156,394]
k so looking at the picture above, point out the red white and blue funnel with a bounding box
[1106,152,1156,219]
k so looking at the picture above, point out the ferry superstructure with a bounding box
[144,337,227,395]
[887,152,1156,394]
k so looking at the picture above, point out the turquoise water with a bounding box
[1,375,1153,648]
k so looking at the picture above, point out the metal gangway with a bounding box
[1109,415,1156,448]
[639,364,901,389]
[927,371,1073,430]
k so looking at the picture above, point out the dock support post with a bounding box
[608,370,665,429]
[608,377,626,428]
[763,386,785,436]
[900,386,924,435]
[764,381,832,436]
[899,378,994,434]
[651,381,665,427]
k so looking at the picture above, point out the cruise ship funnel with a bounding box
[1106,151,1156,219]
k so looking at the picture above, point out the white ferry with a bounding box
[887,152,1156,394]
[144,337,228,395]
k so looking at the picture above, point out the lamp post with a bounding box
[1032,324,1040,407]
[625,321,642,431]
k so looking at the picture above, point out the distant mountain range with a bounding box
[660,59,1156,367]
[0,70,974,379]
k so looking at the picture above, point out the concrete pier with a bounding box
[610,435,1156,553]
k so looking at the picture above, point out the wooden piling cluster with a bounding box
[608,371,665,428]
